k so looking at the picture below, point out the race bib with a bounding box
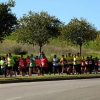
[22,64,24,67]
[42,62,44,66]
[89,61,92,64]
[95,63,97,65]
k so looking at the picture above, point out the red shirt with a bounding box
[41,57,48,67]
[26,58,30,67]
[17,57,26,67]
[82,59,86,67]
[26,58,30,64]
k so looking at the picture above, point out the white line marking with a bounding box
[6,97,22,100]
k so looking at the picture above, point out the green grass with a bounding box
[1,35,100,59]
[0,74,100,83]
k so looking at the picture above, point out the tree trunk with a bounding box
[39,45,42,53]
[79,44,82,56]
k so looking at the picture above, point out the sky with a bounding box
[0,0,100,30]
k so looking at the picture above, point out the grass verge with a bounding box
[0,74,100,84]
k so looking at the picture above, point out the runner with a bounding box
[81,56,86,74]
[4,54,8,77]
[26,55,30,75]
[38,51,46,60]
[41,54,48,75]
[88,56,94,74]
[29,55,36,76]
[7,53,15,77]
[17,55,26,76]
[73,54,77,74]
[85,56,89,74]
[60,55,67,74]
[76,53,82,74]
[66,53,73,74]
[14,57,19,76]
[52,55,60,75]
[98,60,100,72]
[94,57,99,74]
[0,57,6,77]
[35,56,41,75]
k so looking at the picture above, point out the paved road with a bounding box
[0,79,100,100]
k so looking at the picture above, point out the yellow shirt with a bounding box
[76,56,82,64]
[66,56,73,64]
[73,57,76,65]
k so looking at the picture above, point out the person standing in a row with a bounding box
[41,54,48,75]
[17,55,26,76]
[29,54,36,76]
[0,57,5,77]
[7,53,15,77]
[75,53,82,74]
[53,55,60,75]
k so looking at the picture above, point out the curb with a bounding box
[0,76,100,84]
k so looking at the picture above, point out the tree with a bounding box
[0,0,17,42]
[61,18,97,55]
[14,11,62,53]
[94,31,100,49]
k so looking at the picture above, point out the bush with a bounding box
[19,50,28,55]
[8,46,28,55]
[11,46,22,55]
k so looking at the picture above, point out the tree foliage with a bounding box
[14,11,62,52]
[0,0,17,42]
[94,31,100,48]
[61,18,97,55]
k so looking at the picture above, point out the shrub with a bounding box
[19,50,28,55]
[8,46,28,55]
[11,46,22,55]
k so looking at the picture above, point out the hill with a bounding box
[0,35,100,59]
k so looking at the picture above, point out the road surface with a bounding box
[0,79,100,100]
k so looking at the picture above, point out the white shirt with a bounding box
[53,58,58,66]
